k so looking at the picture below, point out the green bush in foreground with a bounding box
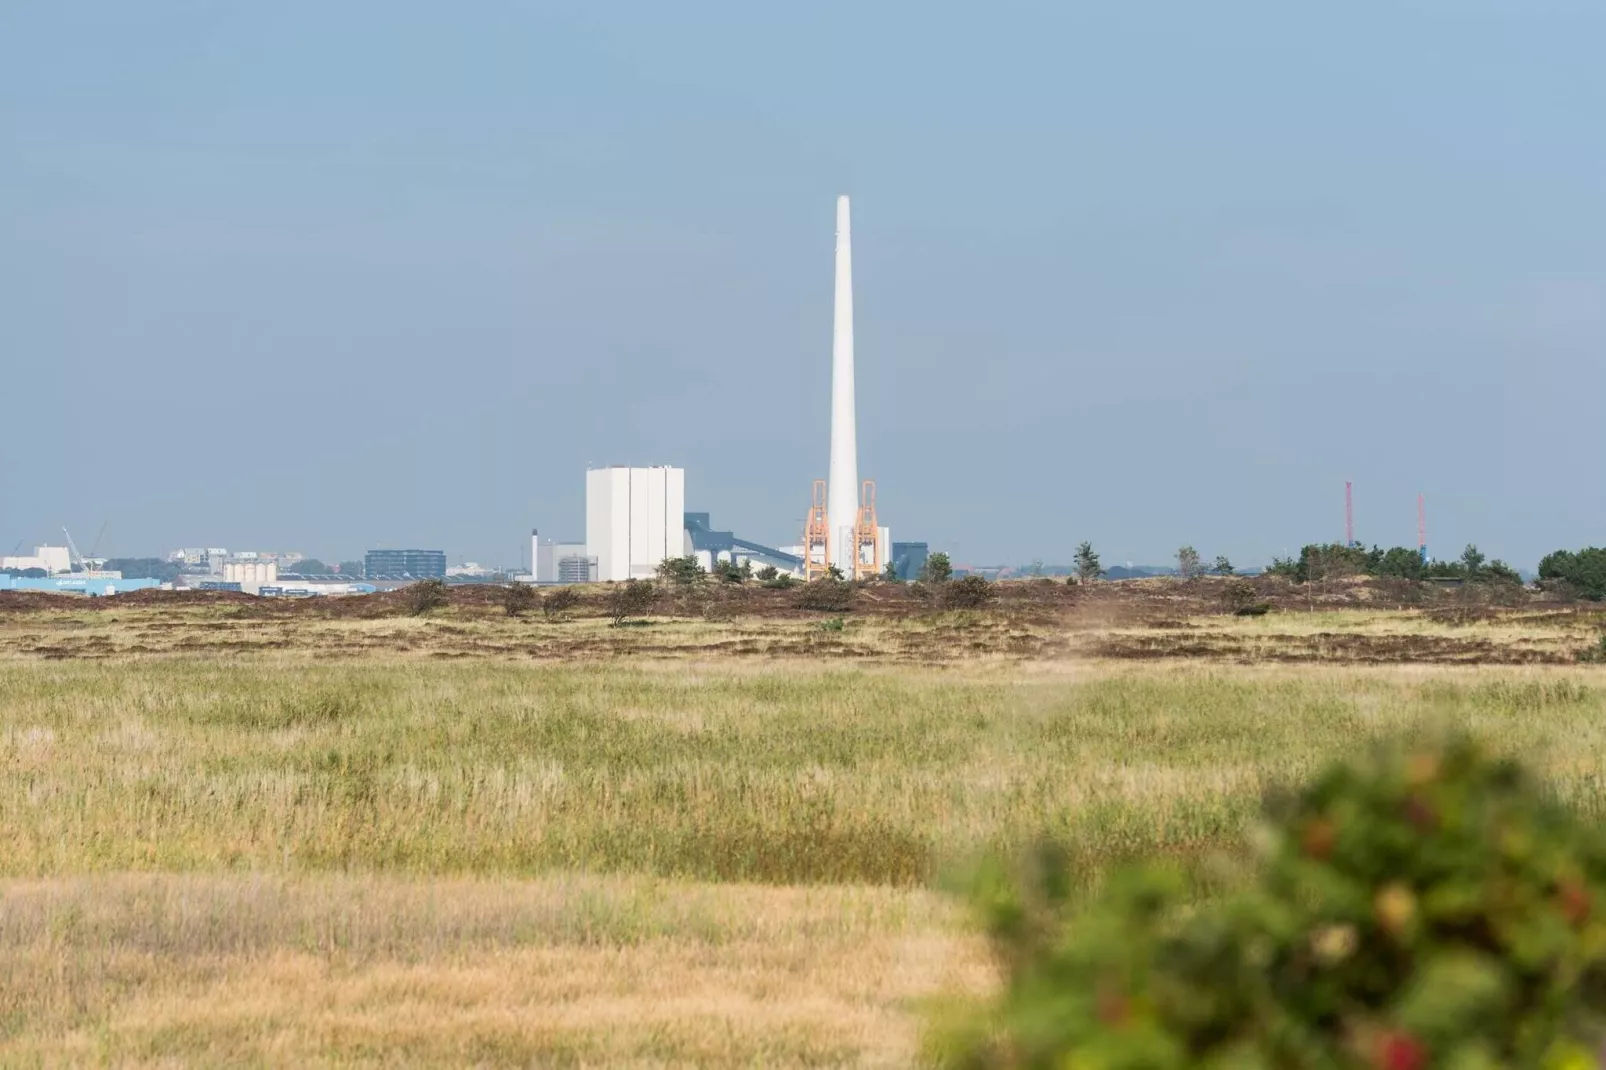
[936,739,1606,1069]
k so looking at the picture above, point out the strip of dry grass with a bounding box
[6,658,1606,886]
[0,872,982,1067]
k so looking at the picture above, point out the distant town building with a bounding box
[364,549,447,579]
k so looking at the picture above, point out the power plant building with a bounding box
[585,466,686,582]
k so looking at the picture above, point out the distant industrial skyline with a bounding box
[4,4,1604,569]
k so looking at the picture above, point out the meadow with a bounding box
[3,591,1606,1065]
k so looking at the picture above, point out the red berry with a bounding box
[1302,818,1337,859]
[1096,990,1130,1025]
[1376,1031,1427,1070]
[1559,879,1592,927]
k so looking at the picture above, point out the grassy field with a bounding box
[3,596,1606,1064]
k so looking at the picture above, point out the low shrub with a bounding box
[542,587,580,620]
[501,583,537,618]
[406,579,448,616]
[1222,578,1260,614]
[795,579,854,613]
[608,579,655,625]
[943,575,996,610]
[934,738,1606,1068]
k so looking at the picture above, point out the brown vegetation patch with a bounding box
[1098,631,1574,665]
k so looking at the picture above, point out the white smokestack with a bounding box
[828,195,858,573]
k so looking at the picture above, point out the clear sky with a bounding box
[3,1,1601,569]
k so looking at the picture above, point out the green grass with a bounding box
[8,659,1606,888]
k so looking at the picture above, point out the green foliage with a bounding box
[795,578,854,613]
[337,560,365,579]
[101,558,184,583]
[406,579,448,616]
[1177,546,1201,580]
[501,583,537,618]
[291,558,332,575]
[1265,556,1300,580]
[711,558,752,585]
[1212,555,1234,577]
[1539,548,1606,602]
[542,586,580,619]
[817,616,846,633]
[826,563,847,582]
[754,565,779,582]
[655,556,707,587]
[608,579,655,625]
[1374,547,1426,581]
[882,562,902,583]
[935,739,1606,1069]
[922,552,954,585]
[761,573,798,590]
[944,575,996,610]
[1074,542,1102,583]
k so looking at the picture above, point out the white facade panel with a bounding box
[585,469,614,581]
[610,471,632,581]
[628,471,652,578]
[666,467,686,560]
[645,471,667,574]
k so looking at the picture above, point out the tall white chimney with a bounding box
[827,194,858,572]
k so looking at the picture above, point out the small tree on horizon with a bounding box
[1212,555,1234,576]
[1074,542,1102,583]
[920,552,953,584]
[1176,546,1201,580]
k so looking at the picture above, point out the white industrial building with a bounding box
[1,545,73,575]
[223,560,278,594]
[586,466,687,582]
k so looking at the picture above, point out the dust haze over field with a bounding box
[5,581,1606,1064]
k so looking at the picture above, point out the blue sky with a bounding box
[2,2,1601,568]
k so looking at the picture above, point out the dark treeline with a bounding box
[1264,543,1519,586]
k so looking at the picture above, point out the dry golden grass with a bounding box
[0,873,984,1067]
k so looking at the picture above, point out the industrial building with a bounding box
[891,541,929,582]
[685,513,803,574]
[0,575,160,597]
[364,548,447,580]
[530,530,592,584]
[223,560,277,594]
[585,466,686,582]
[1,545,72,575]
